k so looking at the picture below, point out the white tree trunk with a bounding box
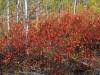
[16,0,24,23]
[24,0,28,20]
[6,0,10,31]
[74,0,77,14]
[23,0,28,46]
[16,0,20,23]
[24,0,28,32]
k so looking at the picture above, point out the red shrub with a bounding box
[0,12,99,74]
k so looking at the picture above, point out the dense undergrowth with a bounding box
[0,12,100,75]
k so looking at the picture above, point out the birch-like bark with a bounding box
[16,0,19,23]
[23,0,29,46]
[73,0,77,15]
[6,0,10,31]
[16,0,24,23]
[24,0,28,20]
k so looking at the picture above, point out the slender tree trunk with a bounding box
[6,0,10,31]
[23,0,29,49]
[73,0,77,14]
[24,0,28,32]
[6,0,10,50]
[24,0,28,20]
[16,0,24,23]
[16,0,20,23]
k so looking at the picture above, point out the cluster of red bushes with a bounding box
[0,12,100,75]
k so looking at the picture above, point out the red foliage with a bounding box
[3,52,13,64]
[0,12,99,74]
